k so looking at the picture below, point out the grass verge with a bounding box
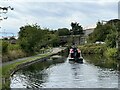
[1,53,51,89]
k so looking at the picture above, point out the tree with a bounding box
[105,33,116,48]
[57,28,70,36]
[117,20,120,59]
[71,22,83,35]
[2,41,8,53]
[18,24,43,53]
[70,22,84,44]
[18,24,60,53]
[88,19,120,44]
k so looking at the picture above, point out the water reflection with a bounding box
[83,54,119,70]
[10,54,119,88]
[11,56,66,88]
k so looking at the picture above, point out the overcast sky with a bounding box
[0,0,119,37]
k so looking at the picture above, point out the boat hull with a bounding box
[69,57,83,63]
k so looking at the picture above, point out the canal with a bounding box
[10,53,119,88]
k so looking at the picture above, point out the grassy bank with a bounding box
[78,44,106,54]
[78,44,118,58]
[1,53,52,89]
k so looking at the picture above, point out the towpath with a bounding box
[2,47,66,66]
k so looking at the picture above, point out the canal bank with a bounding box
[10,54,119,88]
[78,44,118,58]
[1,47,66,89]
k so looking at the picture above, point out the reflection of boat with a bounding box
[68,47,83,63]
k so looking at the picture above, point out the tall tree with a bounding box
[18,24,60,53]
[117,20,120,59]
[70,22,84,44]
[71,22,83,35]
[18,24,42,53]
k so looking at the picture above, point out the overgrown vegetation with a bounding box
[2,24,61,62]
[2,22,85,62]
[2,42,26,62]
[18,24,60,54]
[87,19,120,58]
[104,48,118,58]
[78,44,106,54]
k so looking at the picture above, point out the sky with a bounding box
[0,0,119,37]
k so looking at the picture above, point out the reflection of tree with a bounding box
[16,58,65,88]
[83,54,118,70]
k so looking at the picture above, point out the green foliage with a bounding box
[88,22,110,43]
[18,24,41,53]
[88,19,120,44]
[104,48,118,58]
[2,41,8,53]
[49,34,60,47]
[83,54,118,70]
[71,22,84,35]
[57,28,70,36]
[2,53,51,89]
[79,43,118,59]
[117,21,120,59]
[18,24,60,53]
[8,44,21,51]
[78,44,106,54]
[105,33,116,48]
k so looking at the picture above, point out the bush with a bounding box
[2,42,27,62]
[104,48,118,58]
[2,49,26,62]
[2,41,9,53]
[8,44,21,51]
[78,44,106,54]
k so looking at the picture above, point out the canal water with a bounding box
[10,54,119,88]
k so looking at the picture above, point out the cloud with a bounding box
[1,0,119,2]
[0,1,118,37]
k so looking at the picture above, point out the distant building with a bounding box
[83,28,95,43]
[59,28,95,45]
[83,28,94,36]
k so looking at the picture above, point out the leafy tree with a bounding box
[18,24,60,53]
[50,34,60,47]
[18,24,43,53]
[70,22,83,35]
[57,28,70,36]
[117,21,120,59]
[70,22,84,45]
[2,41,8,53]
[88,19,120,45]
[105,33,116,48]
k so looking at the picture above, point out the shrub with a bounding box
[2,49,26,62]
[104,48,118,58]
[78,44,106,54]
[8,44,21,51]
[2,41,9,53]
